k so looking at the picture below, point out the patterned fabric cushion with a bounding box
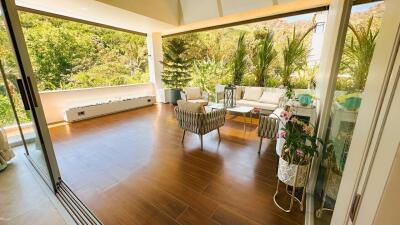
[184,87,202,100]
[177,100,205,113]
[242,87,263,101]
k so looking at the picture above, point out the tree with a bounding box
[281,25,315,97]
[341,16,378,91]
[232,33,247,85]
[161,38,192,88]
[252,30,277,87]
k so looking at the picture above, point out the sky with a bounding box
[283,1,382,23]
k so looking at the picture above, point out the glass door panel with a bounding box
[314,1,385,224]
[0,1,59,189]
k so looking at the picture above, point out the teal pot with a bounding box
[298,94,312,106]
[170,88,182,105]
[344,96,362,111]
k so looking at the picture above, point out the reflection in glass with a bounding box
[314,2,385,224]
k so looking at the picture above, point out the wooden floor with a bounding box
[49,104,305,225]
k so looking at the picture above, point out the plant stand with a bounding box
[316,167,342,218]
[273,157,311,212]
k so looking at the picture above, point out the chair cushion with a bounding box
[242,87,263,101]
[235,86,243,99]
[184,87,202,100]
[259,91,282,105]
[187,99,208,106]
[177,100,205,113]
[236,99,277,111]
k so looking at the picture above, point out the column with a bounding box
[147,32,165,102]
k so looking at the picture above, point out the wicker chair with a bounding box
[175,107,226,150]
[257,114,280,154]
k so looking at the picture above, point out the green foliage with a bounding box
[232,33,247,85]
[341,16,378,91]
[281,25,315,97]
[190,58,230,101]
[161,38,192,88]
[18,12,148,91]
[252,30,277,87]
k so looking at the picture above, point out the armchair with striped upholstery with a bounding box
[257,114,280,154]
[175,106,226,150]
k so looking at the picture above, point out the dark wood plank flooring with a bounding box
[49,104,305,225]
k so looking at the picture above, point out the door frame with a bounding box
[329,0,400,224]
[1,0,61,191]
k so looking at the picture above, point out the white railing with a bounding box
[39,83,155,124]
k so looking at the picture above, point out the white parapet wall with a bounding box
[39,83,156,124]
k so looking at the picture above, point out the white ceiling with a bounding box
[15,0,330,35]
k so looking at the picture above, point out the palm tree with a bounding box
[253,30,277,87]
[341,16,378,91]
[232,33,247,85]
[281,25,315,98]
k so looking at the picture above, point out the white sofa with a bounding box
[216,85,285,111]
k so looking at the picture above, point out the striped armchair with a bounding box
[175,107,227,150]
[257,114,279,154]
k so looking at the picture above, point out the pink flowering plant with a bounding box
[279,111,323,165]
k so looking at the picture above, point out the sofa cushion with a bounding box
[236,99,278,111]
[177,100,205,113]
[184,87,202,100]
[243,87,263,101]
[235,86,243,99]
[259,91,282,105]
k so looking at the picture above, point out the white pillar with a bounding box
[147,32,165,102]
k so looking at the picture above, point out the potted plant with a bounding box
[161,38,192,105]
[274,110,322,212]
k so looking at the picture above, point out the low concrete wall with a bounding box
[39,83,155,124]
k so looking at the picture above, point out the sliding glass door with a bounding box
[0,0,60,191]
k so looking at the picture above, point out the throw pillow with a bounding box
[184,87,202,100]
[177,100,205,113]
[243,87,263,101]
[259,91,282,104]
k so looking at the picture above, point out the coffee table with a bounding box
[207,103,254,132]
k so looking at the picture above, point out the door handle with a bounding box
[16,79,30,110]
[26,76,38,107]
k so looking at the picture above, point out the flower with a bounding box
[296,149,304,157]
[279,130,286,138]
[280,111,290,122]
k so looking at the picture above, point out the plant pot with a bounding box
[169,88,182,105]
[277,157,310,187]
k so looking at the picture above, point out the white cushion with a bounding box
[236,99,278,111]
[184,87,202,100]
[242,87,263,101]
[259,91,282,105]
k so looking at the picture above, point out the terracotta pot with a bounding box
[277,157,310,187]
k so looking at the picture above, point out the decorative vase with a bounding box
[343,96,362,111]
[298,94,312,106]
